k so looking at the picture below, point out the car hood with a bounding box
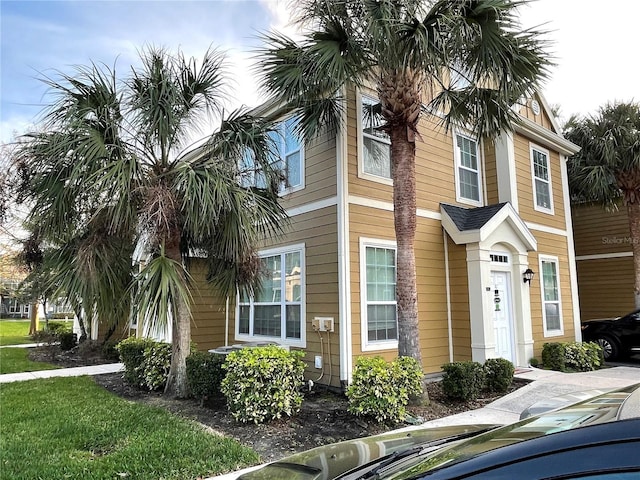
[582,316,620,325]
[236,424,495,480]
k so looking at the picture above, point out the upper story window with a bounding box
[360,238,398,351]
[454,132,483,205]
[359,94,391,182]
[530,144,554,214]
[539,255,563,337]
[237,244,305,346]
[239,117,304,194]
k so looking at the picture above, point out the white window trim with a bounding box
[277,117,305,195]
[235,243,306,348]
[530,143,554,214]
[356,92,393,186]
[359,237,398,352]
[538,254,564,337]
[453,129,484,207]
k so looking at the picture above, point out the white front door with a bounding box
[491,271,515,362]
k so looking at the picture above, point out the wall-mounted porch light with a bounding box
[523,268,535,284]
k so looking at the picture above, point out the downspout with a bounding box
[443,228,454,362]
[337,86,353,385]
[225,296,229,347]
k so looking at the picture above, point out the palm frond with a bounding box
[132,249,193,332]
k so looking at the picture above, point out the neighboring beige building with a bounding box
[132,89,581,390]
[572,202,635,320]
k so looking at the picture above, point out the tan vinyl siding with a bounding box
[279,125,337,209]
[447,238,471,360]
[572,203,631,257]
[527,231,576,359]
[483,140,499,205]
[576,257,635,319]
[518,98,556,131]
[348,203,450,373]
[189,261,229,351]
[513,134,566,229]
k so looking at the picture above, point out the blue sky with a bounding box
[1,0,639,144]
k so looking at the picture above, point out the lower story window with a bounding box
[237,245,304,343]
[540,256,563,335]
[361,239,397,349]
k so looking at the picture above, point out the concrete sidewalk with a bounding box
[0,363,124,383]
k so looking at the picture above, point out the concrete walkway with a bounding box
[0,363,124,383]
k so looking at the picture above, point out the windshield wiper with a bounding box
[338,427,496,480]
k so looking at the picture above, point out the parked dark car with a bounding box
[237,384,640,480]
[581,309,640,360]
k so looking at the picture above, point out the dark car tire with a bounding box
[594,335,620,361]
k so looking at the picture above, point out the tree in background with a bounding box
[257,0,551,365]
[12,47,287,398]
[565,102,640,306]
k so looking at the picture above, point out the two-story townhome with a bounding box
[127,88,581,390]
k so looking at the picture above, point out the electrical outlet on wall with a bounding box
[313,316,334,332]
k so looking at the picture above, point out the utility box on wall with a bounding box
[311,316,334,332]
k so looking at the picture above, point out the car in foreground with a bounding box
[581,309,640,360]
[238,384,640,480]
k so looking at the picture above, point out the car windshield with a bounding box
[352,386,636,480]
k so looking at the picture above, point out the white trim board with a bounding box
[575,252,633,261]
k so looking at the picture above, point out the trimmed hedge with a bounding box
[441,361,486,401]
[346,356,424,424]
[483,358,515,393]
[220,346,306,424]
[186,351,226,404]
[542,341,603,372]
[116,337,157,387]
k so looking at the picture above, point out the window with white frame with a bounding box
[237,245,304,344]
[360,95,391,180]
[531,145,553,213]
[454,132,482,204]
[361,239,397,348]
[540,256,563,336]
[239,117,303,193]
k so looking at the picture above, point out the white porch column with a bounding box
[512,253,535,366]
[466,244,495,362]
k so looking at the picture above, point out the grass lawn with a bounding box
[0,347,61,374]
[0,376,260,479]
[0,319,33,346]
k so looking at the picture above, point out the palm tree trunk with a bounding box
[390,125,422,364]
[163,241,191,399]
[28,302,38,335]
[627,202,640,309]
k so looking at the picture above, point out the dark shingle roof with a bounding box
[441,203,508,231]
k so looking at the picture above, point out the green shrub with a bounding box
[116,337,156,386]
[565,342,603,372]
[47,321,71,335]
[141,342,172,391]
[101,340,120,362]
[186,351,226,404]
[542,341,603,372]
[221,346,305,424]
[441,361,485,401]
[58,331,77,351]
[346,356,424,424]
[483,358,514,393]
[529,357,539,367]
[541,342,566,371]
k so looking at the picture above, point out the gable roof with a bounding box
[441,202,537,251]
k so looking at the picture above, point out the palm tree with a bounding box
[257,0,551,363]
[13,47,287,398]
[565,102,640,307]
